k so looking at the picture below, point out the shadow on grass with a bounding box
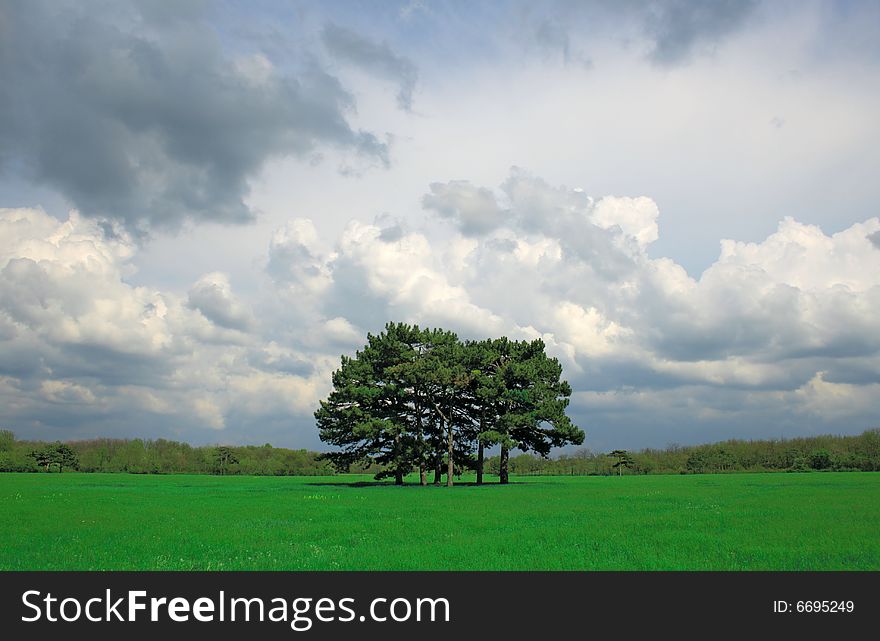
[304,480,550,488]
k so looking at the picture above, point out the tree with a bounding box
[458,339,503,485]
[27,442,78,472]
[29,446,57,472]
[809,449,833,471]
[480,338,584,484]
[0,429,14,452]
[214,446,239,475]
[608,449,634,476]
[411,327,468,487]
[316,325,584,486]
[316,323,425,485]
[55,443,79,472]
[385,325,461,485]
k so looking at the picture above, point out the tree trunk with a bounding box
[500,442,509,484]
[446,420,454,487]
[394,469,404,485]
[476,413,484,485]
[434,457,442,484]
[416,393,427,486]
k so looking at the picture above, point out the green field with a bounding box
[1,472,878,570]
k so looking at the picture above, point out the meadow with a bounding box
[1,472,878,570]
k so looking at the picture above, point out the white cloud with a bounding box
[0,207,329,444]
[3,2,880,453]
[794,372,880,420]
[591,196,659,250]
[322,317,364,345]
[3,164,880,450]
[259,169,880,447]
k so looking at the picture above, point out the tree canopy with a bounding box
[315,322,585,485]
[27,442,79,472]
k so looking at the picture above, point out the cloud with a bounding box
[513,0,758,68]
[187,272,255,332]
[422,181,507,236]
[266,219,332,295]
[2,2,878,453]
[399,1,431,21]
[0,207,330,444]
[275,168,880,391]
[2,167,879,449]
[262,168,880,446]
[0,1,388,232]
[641,0,759,66]
[321,23,418,111]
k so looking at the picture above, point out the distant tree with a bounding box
[789,450,811,472]
[214,446,239,475]
[809,449,833,471]
[713,447,736,472]
[0,429,14,452]
[609,449,634,476]
[55,443,79,472]
[29,447,57,472]
[27,443,77,472]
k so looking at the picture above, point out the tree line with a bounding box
[485,429,880,476]
[315,322,585,485]
[0,431,332,475]
[1,428,877,477]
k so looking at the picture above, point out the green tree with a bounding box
[316,324,583,486]
[809,449,833,471]
[481,338,584,484]
[214,446,239,475]
[27,442,78,472]
[609,449,634,476]
[384,324,452,485]
[459,339,504,485]
[411,327,468,487]
[0,429,15,452]
[316,323,424,484]
[55,443,79,472]
[29,446,57,472]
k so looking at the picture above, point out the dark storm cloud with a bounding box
[0,1,388,232]
[48,343,176,388]
[321,23,418,111]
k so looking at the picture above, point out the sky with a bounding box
[1,0,879,453]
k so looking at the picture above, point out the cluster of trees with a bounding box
[315,322,584,485]
[0,431,332,475]
[483,429,880,475]
[27,442,79,472]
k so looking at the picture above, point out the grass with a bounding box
[1,471,878,570]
